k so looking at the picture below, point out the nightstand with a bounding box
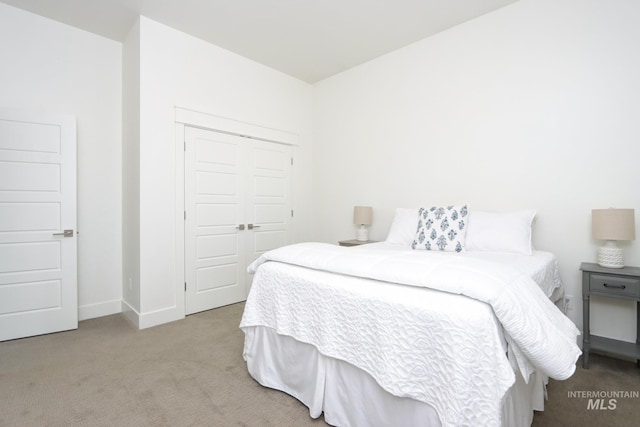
[580,262,640,369]
[338,239,377,247]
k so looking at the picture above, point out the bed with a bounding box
[240,207,581,427]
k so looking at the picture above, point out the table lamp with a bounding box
[592,208,636,268]
[354,206,372,241]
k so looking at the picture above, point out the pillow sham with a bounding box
[411,205,468,253]
[385,208,419,245]
[465,210,536,255]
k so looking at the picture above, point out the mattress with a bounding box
[356,241,565,301]
[240,242,579,426]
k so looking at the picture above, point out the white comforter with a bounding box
[241,242,581,426]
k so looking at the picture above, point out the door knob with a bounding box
[236,224,245,230]
[52,229,74,237]
[248,224,261,230]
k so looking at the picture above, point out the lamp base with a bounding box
[597,243,624,268]
[356,225,369,242]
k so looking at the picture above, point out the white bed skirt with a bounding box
[243,325,545,427]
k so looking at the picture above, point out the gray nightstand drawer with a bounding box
[590,274,640,298]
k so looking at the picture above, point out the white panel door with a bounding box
[245,140,292,292]
[185,127,247,315]
[184,127,292,315]
[0,110,77,341]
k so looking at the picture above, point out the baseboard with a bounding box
[120,300,184,330]
[120,300,140,328]
[138,305,184,329]
[78,299,122,321]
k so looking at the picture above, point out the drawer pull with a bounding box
[603,283,626,289]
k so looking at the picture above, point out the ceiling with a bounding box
[0,0,518,83]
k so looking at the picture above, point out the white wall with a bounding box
[313,0,640,340]
[126,17,313,327]
[0,3,123,320]
[122,19,141,314]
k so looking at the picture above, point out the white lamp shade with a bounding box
[592,208,635,241]
[353,206,372,225]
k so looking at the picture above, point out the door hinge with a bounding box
[184,282,187,292]
[291,209,294,217]
[184,210,186,220]
[184,141,186,151]
[291,157,293,166]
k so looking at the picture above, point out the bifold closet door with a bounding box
[184,127,291,315]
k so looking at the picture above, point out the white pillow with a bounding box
[411,205,469,253]
[385,208,419,245]
[465,210,536,255]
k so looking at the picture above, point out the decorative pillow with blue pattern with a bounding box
[411,205,468,252]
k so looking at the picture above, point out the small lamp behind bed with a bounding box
[592,208,636,268]
[354,206,373,241]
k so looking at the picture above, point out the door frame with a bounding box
[174,107,298,316]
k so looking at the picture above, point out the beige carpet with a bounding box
[533,349,640,427]
[0,302,638,426]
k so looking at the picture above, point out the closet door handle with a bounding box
[248,224,260,230]
[236,224,245,230]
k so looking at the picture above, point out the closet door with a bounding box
[185,127,247,315]
[184,127,291,315]
[245,140,292,291]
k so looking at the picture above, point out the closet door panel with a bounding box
[246,140,292,289]
[185,127,246,315]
